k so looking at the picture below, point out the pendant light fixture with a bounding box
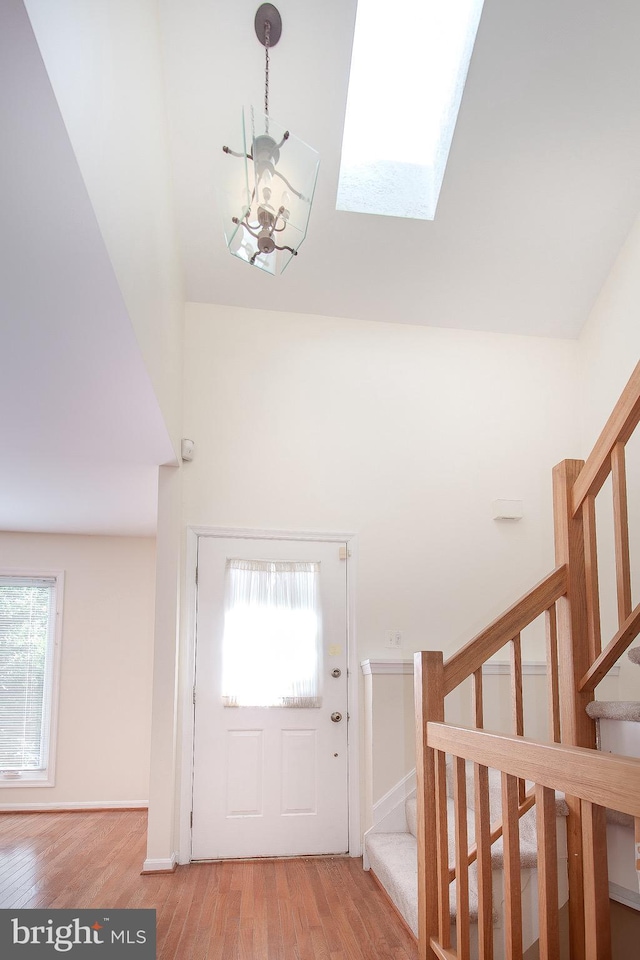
[221,4,320,275]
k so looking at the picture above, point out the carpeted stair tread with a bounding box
[586,700,640,722]
[368,761,571,936]
[371,762,572,934]
[606,808,634,827]
[580,702,637,823]
[405,793,538,871]
[406,760,568,850]
[628,648,640,666]
[366,832,420,935]
[366,832,484,933]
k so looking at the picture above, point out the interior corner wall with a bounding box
[145,465,182,867]
[578,210,640,703]
[23,0,184,450]
[578,211,640,449]
[182,302,580,805]
[0,531,156,806]
[371,674,416,804]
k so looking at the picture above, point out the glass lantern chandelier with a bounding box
[221,4,320,276]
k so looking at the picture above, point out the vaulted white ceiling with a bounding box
[0,0,174,536]
[2,0,640,535]
[161,0,640,338]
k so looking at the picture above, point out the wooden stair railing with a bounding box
[425,724,640,960]
[415,567,568,960]
[414,356,640,960]
[552,360,640,957]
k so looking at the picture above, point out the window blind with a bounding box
[0,577,56,771]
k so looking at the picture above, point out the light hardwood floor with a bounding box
[0,810,418,959]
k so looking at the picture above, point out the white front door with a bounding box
[191,536,349,860]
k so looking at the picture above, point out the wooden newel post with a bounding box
[552,459,599,960]
[414,650,445,960]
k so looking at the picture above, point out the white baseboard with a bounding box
[610,881,640,911]
[372,769,416,829]
[142,854,177,873]
[0,800,148,812]
[363,769,416,870]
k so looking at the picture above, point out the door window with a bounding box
[221,559,322,708]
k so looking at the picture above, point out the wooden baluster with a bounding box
[510,634,524,737]
[474,762,493,960]
[611,442,632,626]
[453,755,470,960]
[473,667,484,729]
[581,800,611,960]
[635,818,640,888]
[553,462,595,750]
[501,772,523,960]
[545,604,561,743]
[582,494,602,664]
[553,458,594,960]
[414,651,445,960]
[535,784,560,960]
[510,635,525,803]
[435,750,450,948]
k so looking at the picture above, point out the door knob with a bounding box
[331,712,342,723]
[331,668,341,678]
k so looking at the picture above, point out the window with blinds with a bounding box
[0,575,60,782]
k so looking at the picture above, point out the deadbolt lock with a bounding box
[331,668,341,678]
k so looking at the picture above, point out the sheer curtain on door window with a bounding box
[221,559,322,707]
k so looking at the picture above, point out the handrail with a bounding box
[570,359,640,516]
[428,722,640,817]
[414,365,640,960]
[443,566,567,695]
[579,600,640,692]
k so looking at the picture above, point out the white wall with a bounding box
[363,661,620,814]
[24,0,184,450]
[579,212,640,447]
[369,674,416,806]
[20,0,187,854]
[579,212,640,703]
[145,466,182,868]
[182,303,580,810]
[183,303,578,660]
[0,532,156,806]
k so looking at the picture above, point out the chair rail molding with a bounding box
[360,658,619,677]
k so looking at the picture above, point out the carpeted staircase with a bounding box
[584,645,640,725]
[365,759,569,955]
[585,647,640,827]
[584,648,640,906]
[366,647,640,951]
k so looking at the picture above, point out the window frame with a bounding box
[0,569,64,788]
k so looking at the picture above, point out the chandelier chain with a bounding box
[264,18,271,132]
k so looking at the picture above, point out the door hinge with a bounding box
[193,686,196,705]
[190,811,193,828]
[195,565,199,585]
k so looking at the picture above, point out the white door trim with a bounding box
[178,526,360,863]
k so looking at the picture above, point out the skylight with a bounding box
[337,0,485,220]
